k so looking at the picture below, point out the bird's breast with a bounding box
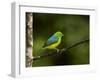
[46,38,61,49]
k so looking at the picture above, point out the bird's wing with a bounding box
[43,35,58,47]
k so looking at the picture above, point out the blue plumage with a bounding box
[43,35,58,47]
[47,35,58,45]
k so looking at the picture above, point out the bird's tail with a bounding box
[42,45,45,48]
[42,42,47,48]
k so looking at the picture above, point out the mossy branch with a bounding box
[32,39,89,61]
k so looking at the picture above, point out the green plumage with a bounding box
[43,31,64,49]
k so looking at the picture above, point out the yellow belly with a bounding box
[45,38,61,49]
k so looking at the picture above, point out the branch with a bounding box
[32,39,89,61]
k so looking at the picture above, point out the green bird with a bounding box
[43,31,64,52]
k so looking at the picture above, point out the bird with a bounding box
[43,31,64,52]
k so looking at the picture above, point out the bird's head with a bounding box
[54,31,64,38]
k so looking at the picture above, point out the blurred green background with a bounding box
[32,13,89,67]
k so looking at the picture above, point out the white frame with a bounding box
[11,2,96,78]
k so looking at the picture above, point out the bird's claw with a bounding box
[56,48,60,53]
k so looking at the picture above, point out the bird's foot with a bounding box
[55,48,60,53]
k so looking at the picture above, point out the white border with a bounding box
[11,2,96,78]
